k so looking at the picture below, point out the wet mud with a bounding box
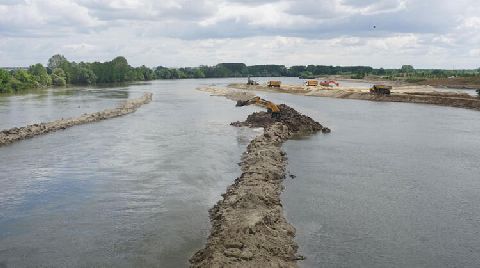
[191,88,327,267]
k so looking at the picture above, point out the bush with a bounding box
[51,74,66,86]
[0,69,14,93]
[28,64,52,86]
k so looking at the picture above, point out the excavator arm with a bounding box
[236,96,281,118]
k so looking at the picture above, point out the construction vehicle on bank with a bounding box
[236,96,281,118]
[247,76,259,85]
[305,80,319,86]
[320,80,339,87]
[267,81,281,88]
[477,89,480,97]
[370,85,392,95]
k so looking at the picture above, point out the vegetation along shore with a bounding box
[3,56,480,94]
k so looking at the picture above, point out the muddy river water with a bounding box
[1,79,480,267]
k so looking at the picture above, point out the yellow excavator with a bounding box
[236,96,281,118]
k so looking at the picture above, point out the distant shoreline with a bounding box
[324,75,480,90]
[225,83,480,111]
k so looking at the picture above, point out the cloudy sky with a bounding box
[0,0,479,68]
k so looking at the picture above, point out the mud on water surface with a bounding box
[0,93,153,146]
[191,87,329,267]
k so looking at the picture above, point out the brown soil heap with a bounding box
[231,104,330,134]
[190,104,328,267]
[0,93,153,146]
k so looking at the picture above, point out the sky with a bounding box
[0,0,479,68]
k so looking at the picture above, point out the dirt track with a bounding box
[0,93,153,146]
[228,83,480,111]
[191,88,328,267]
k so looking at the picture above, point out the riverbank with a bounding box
[190,89,328,267]
[0,92,152,146]
[227,83,480,111]
[325,75,480,90]
[416,77,480,89]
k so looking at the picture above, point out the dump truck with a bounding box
[305,80,319,86]
[370,85,392,95]
[267,81,281,88]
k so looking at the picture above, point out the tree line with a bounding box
[0,55,156,93]
[2,55,480,94]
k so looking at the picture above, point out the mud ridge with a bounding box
[228,83,480,111]
[0,92,153,146]
[340,92,480,110]
[190,92,328,267]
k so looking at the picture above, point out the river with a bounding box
[1,79,480,267]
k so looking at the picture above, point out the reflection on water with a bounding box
[1,78,479,267]
[0,79,258,267]
[0,86,132,130]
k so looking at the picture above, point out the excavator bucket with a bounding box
[236,100,249,106]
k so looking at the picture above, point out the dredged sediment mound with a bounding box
[190,102,328,267]
[231,104,330,135]
[0,92,153,146]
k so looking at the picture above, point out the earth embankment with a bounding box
[0,92,153,146]
[228,83,480,111]
[190,87,328,267]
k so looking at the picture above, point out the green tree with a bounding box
[193,68,205,78]
[216,63,247,77]
[52,68,67,86]
[155,67,172,79]
[401,65,415,73]
[13,70,38,90]
[299,71,314,79]
[67,63,97,84]
[213,65,230,77]
[28,63,52,86]
[48,54,68,70]
[0,69,13,93]
[136,65,155,80]
[376,68,386,75]
[111,56,130,82]
[431,69,445,77]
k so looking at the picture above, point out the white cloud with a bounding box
[0,0,102,37]
[469,48,480,57]
[0,0,479,68]
[459,17,480,29]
